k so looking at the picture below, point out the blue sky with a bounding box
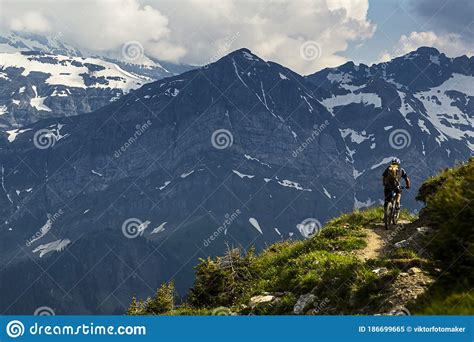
[344,0,473,65]
[345,0,416,64]
[0,0,473,74]
[343,0,474,64]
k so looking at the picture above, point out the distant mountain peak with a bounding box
[230,47,256,56]
[221,48,263,64]
[413,46,441,56]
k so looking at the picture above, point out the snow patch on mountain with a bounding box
[414,73,474,148]
[0,105,8,115]
[244,154,271,168]
[429,55,440,65]
[91,170,103,177]
[30,86,51,112]
[158,181,171,190]
[323,187,332,198]
[326,72,352,84]
[277,179,311,192]
[418,120,430,134]
[5,128,32,142]
[1,165,13,204]
[397,91,415,123]
[151,222,167,234]
[233,170,255,179]
[33,239,71,257]
[354,196,376,210]
[353,168,364,179]
[180,170,195,178]
[0,52,149,91]
[321,91,382,115]
[165,88,179,97]
[242,51,259,61]
[274,228,282,237]
[51,88,71,97]
[339,128,374,144]
[371,157,396,170]
[249,217,263,234]
[232,58,249,89]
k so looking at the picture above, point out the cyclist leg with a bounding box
[394,187,401,210]
[384,187,391,220]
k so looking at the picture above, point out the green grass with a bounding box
[127,157,474,316]
[129,207,419,315]
[409,158,474,314]
[411,283,474,315]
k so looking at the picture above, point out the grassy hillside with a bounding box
[411,157,474,314]
[128,208,418,315]
[128,158,473,315]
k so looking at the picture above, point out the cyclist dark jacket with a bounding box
[382,166,409,204]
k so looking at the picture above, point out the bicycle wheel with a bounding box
[393,207,400,225]
[385,202,392,229]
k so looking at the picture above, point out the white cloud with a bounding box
[155,0,376,73]
[378,31,474,62]
[9,11,51,33]
[326,0,369,21]
[0,0,186,62]
[0,0,376,73]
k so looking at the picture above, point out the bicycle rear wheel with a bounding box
[385,202,393,229]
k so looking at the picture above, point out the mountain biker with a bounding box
[382,158,410,217]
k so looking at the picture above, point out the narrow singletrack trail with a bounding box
[357,219,411,260]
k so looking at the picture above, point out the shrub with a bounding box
[188,248,258,308]
[127,281,175,315]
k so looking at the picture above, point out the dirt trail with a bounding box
[357,220,411,260]
[356,219,436,314]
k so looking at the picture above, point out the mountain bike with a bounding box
[384,186,406,229]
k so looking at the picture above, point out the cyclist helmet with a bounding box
[391,157,401,165]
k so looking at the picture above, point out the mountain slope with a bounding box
[0,48,472,314]
[0,31,194,79]
[129,159,473,316]
[0,31,195,128]
[128,207,428,315]
[0,51,151,128]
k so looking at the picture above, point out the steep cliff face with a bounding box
[0,48,472,314]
